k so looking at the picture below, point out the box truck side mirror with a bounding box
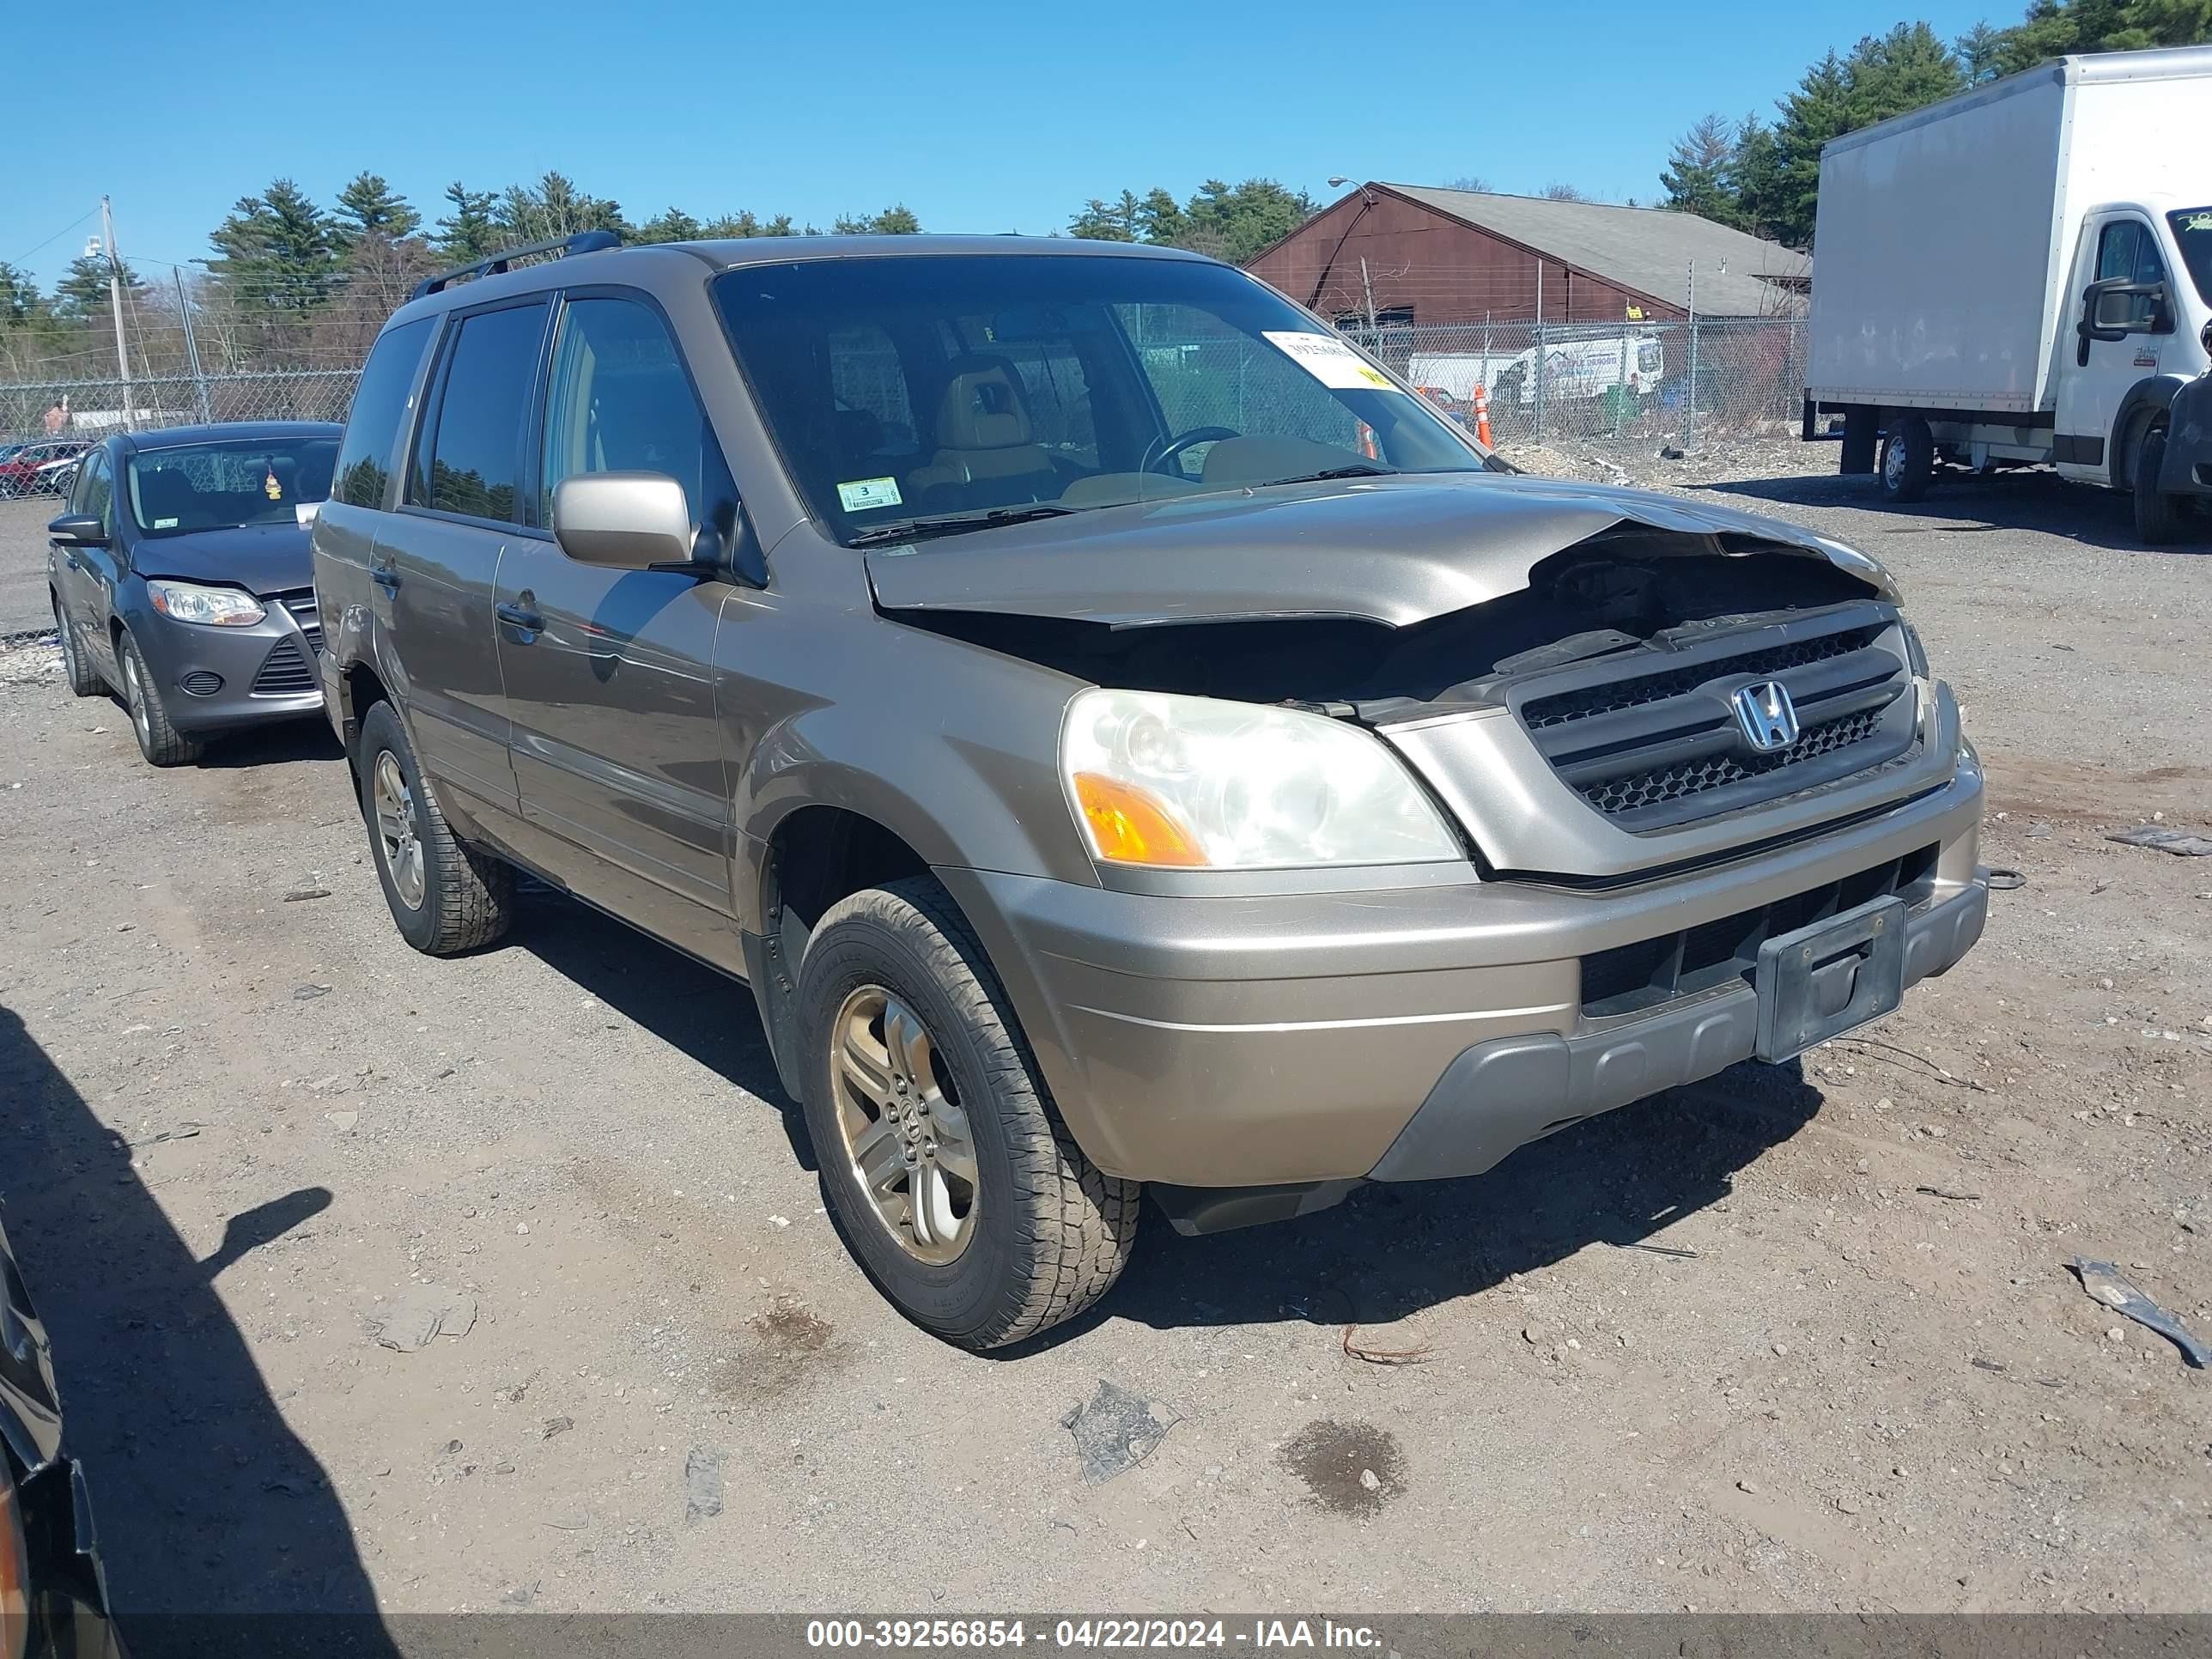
[2076,276,2171,363]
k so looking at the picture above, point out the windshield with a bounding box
[2170,209,2212,306]
[126,436,337,538]
[712,253,1487,546]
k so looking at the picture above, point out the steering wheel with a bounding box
[1143,425,1238,477]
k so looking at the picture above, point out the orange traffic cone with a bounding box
[1473,383,1493,447]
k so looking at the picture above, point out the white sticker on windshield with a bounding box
[837,476,902,513]
[154,517,179,528]
[1263,330,1398,392]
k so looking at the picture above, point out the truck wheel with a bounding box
[54,597,102,697]
[1878,416,1934,502]
[116,630,202,766]
[795,875,1139,1350]
[2133,424,2182,545]
[357,700,512,955]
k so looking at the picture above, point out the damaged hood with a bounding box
[131,521,313,597]
[865,474,1893,628]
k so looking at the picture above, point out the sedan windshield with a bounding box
[2170,208,2212,306]
[126,436,337,538]
[712,253,1488,547]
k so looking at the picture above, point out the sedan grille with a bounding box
[251,638,317,696]
[270,587,323,654]
[1512,610,1915,831]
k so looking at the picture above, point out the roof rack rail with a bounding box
[410,228,622,302]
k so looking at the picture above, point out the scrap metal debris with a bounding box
[1342,1321,1432,1366]
[1062,1379,1178,1484]
[684,1446,726,1522]
[1916,1185,1984,1202]
[2106,826,2212,858]
[371,1285,477,1352]
[2069,1260,2209,1369]
[283,884,333,902]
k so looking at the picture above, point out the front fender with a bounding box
[2107,373,2191,489]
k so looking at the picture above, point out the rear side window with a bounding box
[335,318,433,509]
[410,302,549,523]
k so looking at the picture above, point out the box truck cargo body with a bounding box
[1804,45,2212,540]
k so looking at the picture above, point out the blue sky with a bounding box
[9,0,2002,289]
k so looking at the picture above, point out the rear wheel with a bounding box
[1878,414,1935,502]
[2133,423,2184,545]
[357,700,511,955]
[795,876,1139,1349]
[116,630,201,766]
[53,597,101,698]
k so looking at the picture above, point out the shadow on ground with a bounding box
[1695,466,2212,551]
[507,883,813,1171]
[1070,1058,1824,1349]
[0,1006,399,1657]
[196,720,346,771]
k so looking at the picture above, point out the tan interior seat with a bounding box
[908,356,1058,505]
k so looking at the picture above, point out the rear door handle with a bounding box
[495,600,542,633]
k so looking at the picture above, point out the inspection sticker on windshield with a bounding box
[1264,331,1397,392]
[837,476,902,513]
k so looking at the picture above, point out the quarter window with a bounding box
[540,297,724,531]
[410,302,548,523]
[72,451,113,532]
[336,317,433,509]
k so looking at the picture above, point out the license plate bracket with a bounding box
[1754,895,1907,1062]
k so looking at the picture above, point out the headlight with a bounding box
[146,579,265,627]
[1061,688,1462,869]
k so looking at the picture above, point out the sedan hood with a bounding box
[864,473,1893,629]
[132,522,313,596]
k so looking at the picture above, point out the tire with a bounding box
[116,630,202,766]
[53,596,101,698]
[2133,423,2184,545]
[795,875,1139,1349]
[1878,414,1935,503]
[356,700,512,955]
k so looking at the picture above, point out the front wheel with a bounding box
[356,701,512,955]
[116,630,201,766]
[795,876,1139,1349]
[1878,414,1935,502]
[2133,424,2184,545]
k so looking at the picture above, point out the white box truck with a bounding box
[1804,45,2212,541]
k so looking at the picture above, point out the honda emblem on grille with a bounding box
[1730,680,1801,752]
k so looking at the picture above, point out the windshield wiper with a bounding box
[1261,464,1399,486]
[848,503,1081,547]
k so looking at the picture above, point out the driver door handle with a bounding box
[495,600,542,634]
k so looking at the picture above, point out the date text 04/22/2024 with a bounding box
[804,1620,1386,1651]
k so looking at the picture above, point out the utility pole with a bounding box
[1358,256,1377,340]
[1685,259,1698,451]
[173,267,211,424]
[101,197,135,428]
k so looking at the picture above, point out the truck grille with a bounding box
[1513,611,1916,831]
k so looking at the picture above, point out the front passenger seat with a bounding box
[908,356,1058,508]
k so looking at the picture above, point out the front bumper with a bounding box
[124,590,322,733]
[942,746,1985,1191]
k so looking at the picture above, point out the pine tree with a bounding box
[434,182,501,261]
[1660,114,1741,222]
[210,179,339,312]
[333,173,421,246]
[637,207,704,243]
[832,205,923,234]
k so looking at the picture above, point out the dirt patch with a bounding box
[1280,1419,1407,1516]
[719,1296,848,1402]
[750,1299,835,1355]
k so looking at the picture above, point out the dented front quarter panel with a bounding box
[863,471,1899,629]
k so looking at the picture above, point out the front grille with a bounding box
[1512,609,1915,831]
[1580,703,1887,817]
[251,638,317,696]
[1580,843,1939,1018]
[271,587,323,654]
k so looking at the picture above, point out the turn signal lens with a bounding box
[1,1468,27,1659]
[1072,773,1207,867]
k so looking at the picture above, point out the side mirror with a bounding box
[2201,317,2212,357]
[46,512,107,546]
[551,472,696,571]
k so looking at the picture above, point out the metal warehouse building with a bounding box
[1246,182,1810,326]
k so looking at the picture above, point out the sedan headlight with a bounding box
[146,579,265,628]
[1061,688,1462,869]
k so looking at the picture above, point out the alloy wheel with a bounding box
[830,984,978,1264]
[372,750,426,910]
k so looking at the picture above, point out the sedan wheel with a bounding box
[372,750,427,910]
[830,984,979,1264]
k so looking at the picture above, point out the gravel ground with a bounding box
[0,447,2209,1638]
